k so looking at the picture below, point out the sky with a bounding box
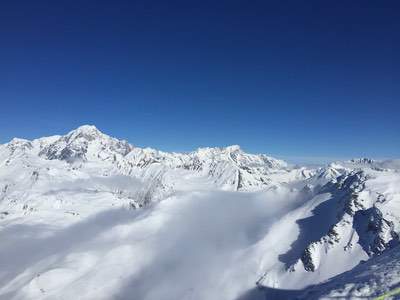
[0,0,399,161]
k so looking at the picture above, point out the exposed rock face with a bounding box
[354,207,399,256]
[301,245,318,272]
[291,170,399,273]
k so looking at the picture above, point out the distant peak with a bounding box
[6,138,33,152]
[195,145,242,155]
[73,125,100,133]
[9,137,31,144]
[350,158,375,164]
[225,145,241,152]
[67,125,104,136]
[64,125,108,142]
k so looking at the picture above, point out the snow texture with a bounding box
[0,125,399,300]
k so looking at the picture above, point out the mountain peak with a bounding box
[69,124,101,135]
[225,145,241,152]
[65,125,107,143]
[38,125,132,162]
[8,137,31,144]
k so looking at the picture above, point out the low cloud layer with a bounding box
[0,187,302,300]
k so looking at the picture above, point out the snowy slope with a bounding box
[257,168,400,290]
[0,125,399,300]
[297,244,400,299]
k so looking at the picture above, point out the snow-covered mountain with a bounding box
[297,243,400,299]
[0,125,399,300]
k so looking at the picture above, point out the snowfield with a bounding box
[0,125,399,300]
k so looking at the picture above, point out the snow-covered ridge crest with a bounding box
[2,125,290,190]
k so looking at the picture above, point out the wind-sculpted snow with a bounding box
[0,125,399,300]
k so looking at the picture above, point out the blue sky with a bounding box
[0,1,399,161]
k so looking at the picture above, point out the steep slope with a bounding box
[298,244,400,299]
[257,167,400,290]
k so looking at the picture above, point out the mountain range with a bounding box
[1,125,399,300]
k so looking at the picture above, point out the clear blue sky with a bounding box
[0,0,399,161]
